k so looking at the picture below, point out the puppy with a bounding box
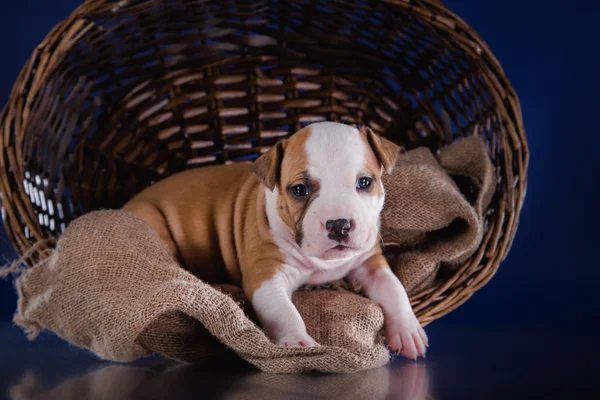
[123,122,427,359]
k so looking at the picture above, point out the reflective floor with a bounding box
[0,321,597,399]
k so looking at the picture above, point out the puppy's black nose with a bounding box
[326,219,352,242]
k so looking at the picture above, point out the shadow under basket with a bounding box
[0,0,528,324]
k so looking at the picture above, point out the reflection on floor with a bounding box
[7,361,431,400]
[1,322,599,399]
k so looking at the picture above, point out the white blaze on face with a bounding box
[300,122,385,261]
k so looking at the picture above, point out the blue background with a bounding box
[1,0,598,331]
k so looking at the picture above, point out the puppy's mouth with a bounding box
[331,244,350,251]
[315,244,359,262]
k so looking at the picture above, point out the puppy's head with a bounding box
[251,122,400,263]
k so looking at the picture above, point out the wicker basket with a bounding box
[0,0,528,325]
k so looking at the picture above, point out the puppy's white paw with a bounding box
[386,314,428,360]
[277,332,319,348]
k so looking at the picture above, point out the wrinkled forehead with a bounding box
[281,122,380,184]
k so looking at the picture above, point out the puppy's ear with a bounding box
[250,140,285,190]
[361,126,402,173]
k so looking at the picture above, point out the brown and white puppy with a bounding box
[123,122,427,359]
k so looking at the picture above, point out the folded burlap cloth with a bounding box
[5,136,494,374]
[381,135,496,293]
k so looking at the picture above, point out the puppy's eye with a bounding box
[290,184,308,198]
[356,177,373,190]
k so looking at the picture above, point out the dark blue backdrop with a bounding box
[1,0,599,330]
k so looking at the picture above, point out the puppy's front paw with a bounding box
[277,332,319,348]
[386,314,428,360]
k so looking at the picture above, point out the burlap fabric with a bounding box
[381,136,496,293]
[11,209,388,373]
[5,136,494,374]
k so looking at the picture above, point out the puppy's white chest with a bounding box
[278,237,371,286]
[305,262,357,285]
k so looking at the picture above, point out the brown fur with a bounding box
[357,130,387,199]
[360,126,402,173]
[260,127,317,246]
[362,251,389,274]
[123,163,284,300]
[250,141,285,191]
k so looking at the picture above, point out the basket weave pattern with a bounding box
[0,0,528,324]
